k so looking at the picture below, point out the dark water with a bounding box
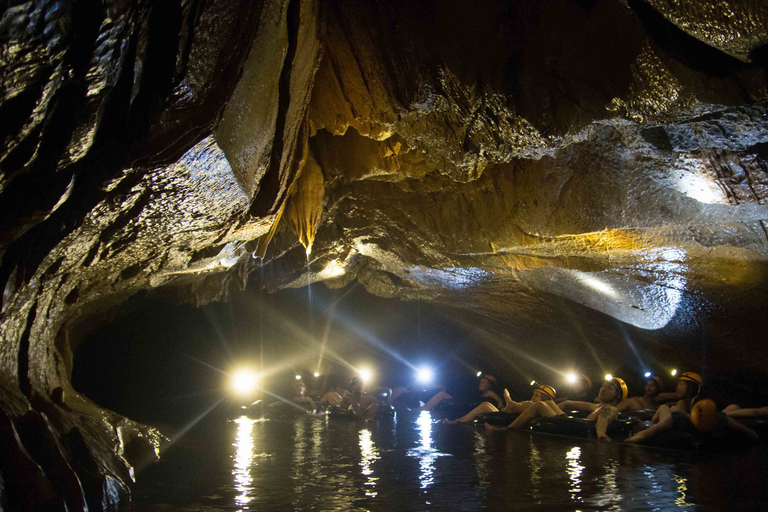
[128,411,766,511]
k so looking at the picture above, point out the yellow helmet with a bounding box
[690,399,719,432]
[535,384,557,401]
[679,372,702,386]
[610,377,628,401]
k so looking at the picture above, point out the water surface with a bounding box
[129,410,766,510]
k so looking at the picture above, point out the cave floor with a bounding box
[126,410,766,511]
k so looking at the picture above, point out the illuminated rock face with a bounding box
[0,0,767,506]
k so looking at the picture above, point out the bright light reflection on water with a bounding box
[232,417,257,509]
[130,414,766,511]
[407,411,451,489]
[566,446,584,500]
[359,428,379,497]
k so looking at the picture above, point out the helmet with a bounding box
[679,372,702,386]
[580,374,593,389]
[535,384,557,401]
[609,377,628,401]
[481,374,496,383]
[690,399,719,432]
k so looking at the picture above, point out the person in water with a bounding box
[626,387,759,444]
[338,376,383,421]
[618,375,662,411]
[485,378,628,441]
[291,380,317,410]
[444,383,555,423]
[392,380,452,411]
[557,374,594,403]
[653,372,700,413]
[441,374,503,422]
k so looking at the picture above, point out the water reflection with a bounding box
[674,474,693,508]
[527,439,542,501]
[359,428,379,497]
[596,459,621,509]
[407,411,451,489]
[232,417,257,509]
[566,446,584,501]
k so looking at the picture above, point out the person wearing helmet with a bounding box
[626,386,758,444]
[485,378,627,441]
[443,381,553,424]
[654,372,701,413]
[618,375,663,411]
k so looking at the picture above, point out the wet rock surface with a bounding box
[1,0,768,507]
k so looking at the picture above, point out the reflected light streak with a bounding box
[566,446,584,501]
[407,411,450,489]
[674,475,693,508]
[359,429,379,497]
[598,460,621,508]
[233,417,257,508]
[528,440,542,500]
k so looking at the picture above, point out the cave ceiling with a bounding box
[1,0,768,429]
[2,0,768,505]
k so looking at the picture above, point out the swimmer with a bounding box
[618,375,662,411]
[626,387,759,444]
[441,374,503,423]
[444,383,555,424]
[485,378,628,441]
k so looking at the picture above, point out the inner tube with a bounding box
[527,416,635,440]
[266,400,316,419]
[620,409,657,421]
[328,406,356,421]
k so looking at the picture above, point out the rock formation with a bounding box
[1,0,767,507]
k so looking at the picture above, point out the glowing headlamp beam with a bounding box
[416,367,434,384]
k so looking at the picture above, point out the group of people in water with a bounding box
[284,369,765,445]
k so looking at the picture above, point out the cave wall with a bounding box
[1,0,768,508]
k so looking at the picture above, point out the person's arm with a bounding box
[486,391,503,408]
[559,400,597,412]
[726,416,759,440]
[653,392,679,403]
[595,405,618,441]
[725,406,768,418]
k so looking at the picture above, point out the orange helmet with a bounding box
[535,384,557,401]
[580,374,593,389]
[481,374,496,383]
[679,372,702,386]
[690,399,719,432]
[609,377,628,401]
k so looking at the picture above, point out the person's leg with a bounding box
[504,401,559,429]
[320,391,342,407]
[542,401,564,415]
[626,405,675,443]
[420,391,452,411]
[444,401,498,423]
[365,402,380,422]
